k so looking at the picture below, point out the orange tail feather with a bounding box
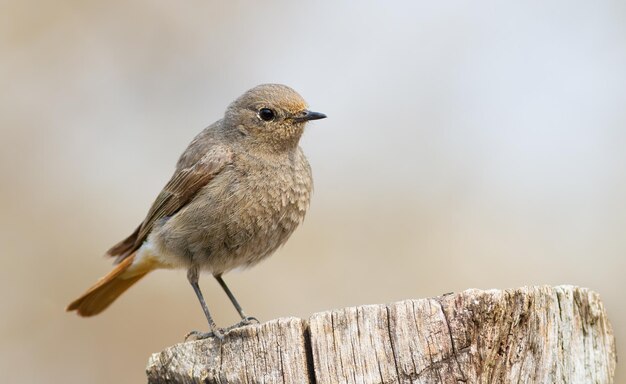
[67,254,151,316]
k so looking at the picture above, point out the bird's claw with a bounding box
[241,316,260,325]
[184,316,260,341]
[222,316,260,332]
[184,328,224,341]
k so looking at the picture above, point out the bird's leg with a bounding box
[185,267,224,341]
[214,274,259,328]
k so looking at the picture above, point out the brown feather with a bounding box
[106,224,141,259]
[107,148,232,264]
[66,254,149,316]
[69,138,231,316]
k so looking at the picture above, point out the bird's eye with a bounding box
[258,108,275,122]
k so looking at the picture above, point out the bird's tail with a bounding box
[66,253,153,316]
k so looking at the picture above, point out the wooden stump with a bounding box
[146,285,616,383]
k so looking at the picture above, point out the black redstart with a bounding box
[67,84,326,339]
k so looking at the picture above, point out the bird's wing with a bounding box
[107,146,233,263]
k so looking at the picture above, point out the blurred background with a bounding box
[1,1,625,382]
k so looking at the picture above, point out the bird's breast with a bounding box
[155,149,313,273]
[151,148,312,273]
[222,152,312,253]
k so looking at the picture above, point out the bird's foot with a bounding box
[184,328,225,341]
[224,316,260,332]
[183,317,260,341]
[240,316,260,325]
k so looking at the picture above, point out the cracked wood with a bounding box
[146,285,616,383]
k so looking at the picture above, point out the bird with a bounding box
[67,84,326,339]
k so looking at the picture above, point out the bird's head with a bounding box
[224,84,326,152]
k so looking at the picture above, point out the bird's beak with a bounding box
[292,110,327,123]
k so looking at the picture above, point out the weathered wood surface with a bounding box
[147,318,311,383]
[146,286,616,384]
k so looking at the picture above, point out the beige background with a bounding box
[1,1,625,383]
